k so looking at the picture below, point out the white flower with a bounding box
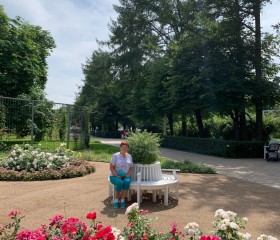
[268,236,278,240]
[188,229,196,236]
[258,235,267,240]
[242,217,248,223]
[183,222,200,236]
[220,218,230,226]
[227,211,237,219]
[229,222,239,230]
[125,203,139,215]
[111,227,124,240]
[238,232,251,240]
[215,209,224,217]
[219,224,227,231]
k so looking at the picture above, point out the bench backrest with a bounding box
[132,162,163,181]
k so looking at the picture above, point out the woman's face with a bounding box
[120,144,129,152]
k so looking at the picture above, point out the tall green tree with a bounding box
[0,6,55,97]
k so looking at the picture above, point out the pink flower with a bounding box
[127,222,133,227]
[8,210,22,217]
[170,223,178,234]
[142,232,149,240]
[16,229,46,240]
[86,212,97,220]
[200,235,221,240]
[139,210,149,215]
[49,214,64,226]
[61,217,87,236]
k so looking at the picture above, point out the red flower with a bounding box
[170,223,178,234]
[8,210,22,217]
[92,226,114,240]
[200,235,221,240]
[61,217,87,235]
[96,222,103,230]
[86,212,97,220]
[49,214,64,226]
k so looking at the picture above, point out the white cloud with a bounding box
[0,0,279,104]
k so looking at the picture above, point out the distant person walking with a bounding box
[123,130,126,139]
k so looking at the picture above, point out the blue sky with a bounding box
[0,0,279,104]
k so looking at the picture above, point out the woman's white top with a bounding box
[110,152,133,176]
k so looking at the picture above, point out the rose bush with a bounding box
[0,143,95,180]
[0,203,278,240]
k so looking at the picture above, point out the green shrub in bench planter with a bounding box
[127,131,160,164]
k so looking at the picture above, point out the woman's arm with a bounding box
[110,163,121,177]
[126,166,134,177]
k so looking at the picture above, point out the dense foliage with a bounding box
[127,131,161,164]
[77,0,280,142]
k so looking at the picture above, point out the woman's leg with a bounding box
[121,177,131,199]
[110,176,124,201]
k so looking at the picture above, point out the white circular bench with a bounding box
[109,162,180,206]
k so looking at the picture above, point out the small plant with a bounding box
[127,131,161,164]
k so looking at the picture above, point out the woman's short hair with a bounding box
[120,141,129,147]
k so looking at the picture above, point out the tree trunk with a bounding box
[254,0,263,141]
[194,109,204,137]
[181,113,187,136]
[230,109,240,141]
[240,109,248,141]
[167,113,174,136]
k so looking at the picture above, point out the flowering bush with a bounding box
[0,204,278,240]
[1,144,74,171]
[0,143,95,180]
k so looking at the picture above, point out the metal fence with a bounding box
[0,96,90,151]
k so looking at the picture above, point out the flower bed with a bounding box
[0,204,278,240]
[0,144,95,181]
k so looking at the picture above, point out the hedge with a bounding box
[160,136,265,158]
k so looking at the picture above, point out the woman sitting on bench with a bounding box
[109,141,134,209]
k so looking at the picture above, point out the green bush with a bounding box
[161,136,265,158]
[160,159,216,174]
[127,131,160,164]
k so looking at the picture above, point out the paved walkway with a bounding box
[96,137,280,189]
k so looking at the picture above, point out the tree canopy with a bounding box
[78,0,280,141]
[0,5,56,98]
